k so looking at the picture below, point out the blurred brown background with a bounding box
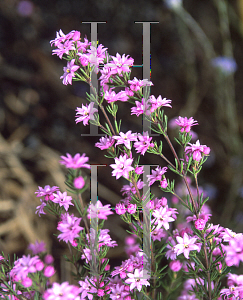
[0,0,243,279]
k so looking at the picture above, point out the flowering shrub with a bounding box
[0,28,242,300]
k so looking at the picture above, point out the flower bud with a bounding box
[73,176,85,189]
[44,266,55,277]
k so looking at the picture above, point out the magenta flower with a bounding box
[57,213,83,246]
[87,200,114,220]
[104,89,119,103]
[169,260,182,272]
[110,154,134,179]
[113,130,138,150]
[133,131,154,155]
[174,233,200,259]
[185,140,210,161]
[75,102,98,126]
[147,166,168,186]
[131,98,150,116]
[125,269,150,291]
[35,185,59,201]
[52,40,75,59]
[110,284,130,299]
[194,218,206,230]
[60,153,90,169]
[106,53,134,75]
[175,116,198,133]
[127,203,137,214]
[10,255,42,281]
[95,135,115,150]
[35,199,46,216]
[152,206,176,230]
[53,191,74,211]
[115,203,126,215]
[60,59,79,85]
[149,95,172,112]
[43,282,81,300]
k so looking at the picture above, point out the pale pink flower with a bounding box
[43,282,81,300]
[60,59,79,85]
[125,269,150,291]
[53,191,73,211]
[110,154,134,179]
[113,130,138,150]
[87,200,113,220]
[131,98,150,116]
[95,135,115,150]
[35,185,59,201]
[152,206,176,230]
[57,213,83,246]
[147,166,167,186]
[133,131,154,155]
[174,233,200,259]
[75,102,98,126]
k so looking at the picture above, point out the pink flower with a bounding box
[194,218,206,230]
[133,131,154,155]
[35,199,46,216]
[147,166,167,186]
[185,140,210,162]
[52,40,76,59]
[44,254,54,264]
[115,203,126,215]
[53,191,74,211]
[44,266,55,278]
[106,53,134,75]
[175,116,198,133]
[75,102,98,126]
[28,240,46,254]
[125,269,150,291]
[60,153,90,169]
[135,166,144,174]
[57,213,83,246]
[149,95,172,112]
[43,282,81,300]
[160,178,168,189]
[87,200,114,220]
[73,176,85,189]
[60,59,79,85]
[110,154,134,179]
[127,203,137,214]
[113,131,138,150]
[131,98,150,116]
[10,255,42,281]
[95,135,115,150]
[35,185,59,201]
[174,233,200,259]
[21,277,32,288]
[169,260,182,272]
[152,206,176,230]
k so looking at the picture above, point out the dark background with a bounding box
[0,0,243,280]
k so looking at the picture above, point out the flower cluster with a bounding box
[1,28,241,300]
